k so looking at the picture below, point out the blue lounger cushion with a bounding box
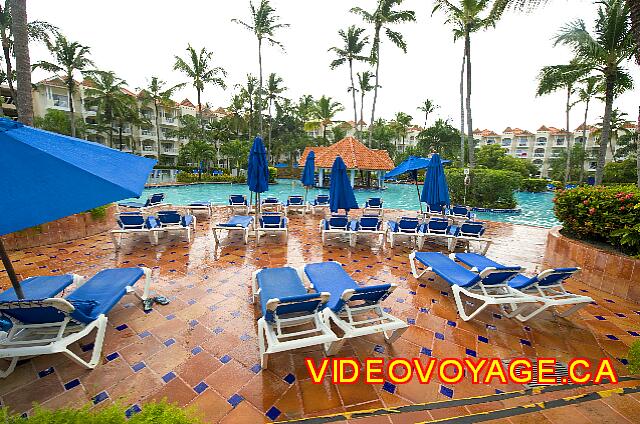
[229,195,247,205]
[118,201,146,208]
[323,216,349,230]
[413,252,481,288]
[189,201,211,206]
[304,262,391,312]
[218,216,253,228]
[0,275,74,301]
[157,211,193,227]
[256,267,322,321]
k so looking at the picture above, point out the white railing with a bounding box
[163,149,179,155]
[142,146,155,152]
[533,153,545,158]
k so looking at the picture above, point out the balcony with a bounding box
[162,116,178,126]
[141,145,156,153]
[533,153,545,158]
[162,148,179,155]
[161,132,178,141]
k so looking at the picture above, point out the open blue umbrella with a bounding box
[421,153,450,212]
[300,150,315,202]
[247,136,269,212]
[0,118,155,297]
[329,156,358,213]
[385,156,431,214]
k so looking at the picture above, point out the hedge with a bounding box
[176,173,246,184]
[446,168,522,209]
[554,185,640,256]
[520,178,549,193]
[269,166,277,183]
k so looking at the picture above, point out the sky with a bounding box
[28,0,639,133]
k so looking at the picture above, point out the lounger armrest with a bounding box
[0,297,75,314]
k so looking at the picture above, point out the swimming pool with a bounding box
[132,179,560,228]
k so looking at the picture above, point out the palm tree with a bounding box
[174,44,226,124]
[554,0,635,184]
[10,0,32,125]
[351,0,416,147]
[593,108,632,158]
[356,71,375,142]
[265,73,286,163]
[83,70,129,149]
[390,112,412,151]
[138,77,185,160]
[417,99,439,127]
[575,76,599,182]
[329,25,369,140]
[296,94,315,121]
[237,74,258,138]
[312,96,344,143]
[0,1,57,110]
[32,34,93,136]
[232,0,289,136]
[433,0,501,168]
[179,139,216,180]
[536,62,584,184]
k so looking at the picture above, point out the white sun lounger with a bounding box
[212,215,254,245]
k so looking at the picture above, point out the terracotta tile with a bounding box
[187,388,233,422]
[299,377,342,414]
[3,373,63,414]
[204,359,255,399]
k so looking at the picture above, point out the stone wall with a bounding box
[543,226,640,303]
[1,204,116,251]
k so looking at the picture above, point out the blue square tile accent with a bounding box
[594,316,606,321]
[419,283,427,288]
[165,314,176,320]
[38,367,55,378]
[407,318,416,325]
[606,334,619,340]
[493,313,502,319]
[628,331,640,337]
[191,346,203,356]
[189,319,199,327]
[162,372,176,383]
[239,334,251,341]
[92,391,109,405]
[227,394,244,408]
[250,364,262,374]
[374,345,385,354]
[520,339,531,346]
[64,378,80,390]
[220,355,232,364]
[409,290,416,295]
[447,320,457,327]
[466,348,477,357]
[116,324,128,331]
[283,373,296,384]
[213,327,224,334]
[81,342,94,352]
[523,326,531,331]
[419,307,429,313]
[106,352,120,362]
[266,406,282,421]
[383,307,392,313]
[420,347,432,357]
[187,299,197,305]
[138,330,151,339]
[164,338,176,347]
[619,358,629,365]
[193,381,209,394]
[478,335,489,344]
[615,313,626,318]
[435,332,445,340]
[382,381,396,394]
[125,404,142,418]
[495,389,504,394]
[486,324,497,331]
[132,362,146,372]
[231,311,241,318]
[440,385,454,398]
[396,298,405,303]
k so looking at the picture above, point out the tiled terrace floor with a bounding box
[1,207,639,423]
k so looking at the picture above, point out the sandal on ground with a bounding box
[153,295,170,305]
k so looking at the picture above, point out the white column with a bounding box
[318,168,324,187]
[350,169,356,187]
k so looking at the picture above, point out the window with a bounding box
[536,137,547,146]
[589,161,597,170]
[501,138,512,147]
[555,137,565,146]
[486,138,495,145]
[51,93,68,108]
[517,137,528,147]
[515,149,528,158]
[575,136,585,144]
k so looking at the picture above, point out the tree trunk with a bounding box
[155,101,161,159]
[563,86,572,185]
[67,84,76,138]
[636,106,640,188]
[368,32,381,148]
[267,99,272,164]
[118,125,123,151]
[595,74,615,185]
[257,38,264,136]
[459,50,466,166]
[359,92,365,137]
[197,88,203,128]
[0,13,17,104]
[578,98,589,183]
[464,30,474,168]
[11,0,32,125]
[629,0,640,64]
[348,59,358,140]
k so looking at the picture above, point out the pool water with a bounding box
[132,179,559,228]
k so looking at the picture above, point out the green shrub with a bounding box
[629,340,640,375]
[554,185,640,256]
[269,166,277,183]
[521,178,549,193]
[87,204,109,220]
[603,158,638,184]
[176,173,246,184]
[0,401,202,424]
[446,168,522,209]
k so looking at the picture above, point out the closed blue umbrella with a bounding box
[247,136,269,212]
[421,153,450,211]
[329,156,358,213]
[300,151,315,202]
[0,118,155,297]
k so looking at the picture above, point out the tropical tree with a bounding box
[390,111,412,152]
[174,44,226,123]
[351,0,416,147]
[220,139,251,170]
[0,1,57,109]
[83,70,129,149]
[554,0,635,184]
[232,0,289,136]
[593,108,632,158]
[536,61,584,184]
[432,0,501,168]
[178,139,217,179]
[417,119,463,162]
[312,95,344,143]
[138,77,185,160]
[228,93,247,137]
[356,71,375,141]
[32,34,94,136]
[237,74,258,138]
[575,76,599,181]
[329,25,369,139]
[296,94,316,121]
[265,72,286,162]
[33,108,85,137]
[417,99,439,127]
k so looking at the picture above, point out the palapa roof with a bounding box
[298,136,394,171]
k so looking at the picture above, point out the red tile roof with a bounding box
[180,98,195,108]
[537,125,550,132]
[503,127,513,133]
[298,137,394,171]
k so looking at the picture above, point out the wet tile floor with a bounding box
[1,207,639,423]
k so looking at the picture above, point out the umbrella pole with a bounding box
[415,179,423,215]
[0,238,25,299]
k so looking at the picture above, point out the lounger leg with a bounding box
[140,267,152,301]
[325,339,345,356]
[111,232,120,250]
[554,301,589,318]
[350,234,356,247]
[257,319,269,369]
[417,235,425,250]
[0,357,19,378]
[451,286,489,321]
[384,326,408,344]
